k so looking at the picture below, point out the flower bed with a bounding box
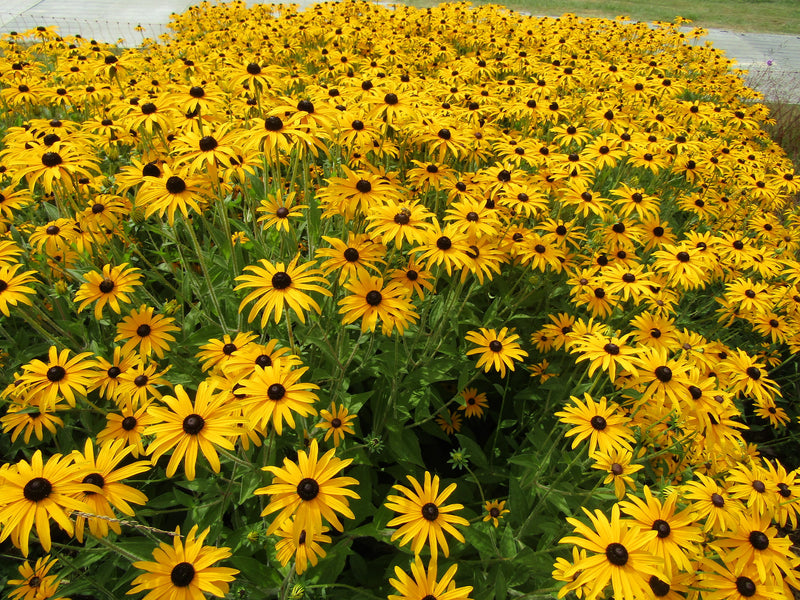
[1,2,800,599]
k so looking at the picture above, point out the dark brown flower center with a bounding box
[297,477,320,500]
[199,136,218,152]
[82,472,105,493]
[421,502,439,521]
[736,576,756,597]
[265,116,283,131]
[652,519,671,538]
[98,279,115,294]
[46,365,66,382]
[134,374,149,387]
[366,290,382,306]
[122,416,137,430]
[136,324,152,337]
[749,530,769,550]
[23,477,53,502]
[170,562,195,587]
[605,542,628,566]
[611,463,624,476]
[276,207,290,218]
[41,152,63,167]
[604,343,620,355]
[271,272,292,289]
[343,247,360,262]
[165,176,186,194]
[489,340,503,352]
[590,415,607,430]
[654,366,672,382]
[182,414,205,434]
[648,575,670,597]
[267,383,286,400]
[355,179,372,193]
[752,480,766,493]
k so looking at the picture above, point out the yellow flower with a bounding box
[385,471,469,558]
[145,381,242,481]
[256,439,360,538]
[465,327,528,377]
[315,402,357,447]
[129,525,239,600]
[389,556,473,600]
[483,500,509,527]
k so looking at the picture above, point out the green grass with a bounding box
[407,0,800,34]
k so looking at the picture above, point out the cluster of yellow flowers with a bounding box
[0,0,799,598]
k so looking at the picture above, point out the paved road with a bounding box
[1,1,798,101]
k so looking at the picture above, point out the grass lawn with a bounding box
[407,0,800,34]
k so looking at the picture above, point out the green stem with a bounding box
[182,216,229,333]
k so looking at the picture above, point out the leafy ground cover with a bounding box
[1,2,800,600]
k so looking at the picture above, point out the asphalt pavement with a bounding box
[1,1,798,101]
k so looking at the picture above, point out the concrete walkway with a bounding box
[1,1,798,101]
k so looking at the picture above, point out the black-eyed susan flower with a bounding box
[719,349,782,404]
[339,270,418,336]
[196,331,258,374]
[116,361,172,409]
[458,387,488,418]
[711,510,794,584]
[137,162,208,225]
[90,346,141,403]
[0,263,38,316]
[558,504,666,600]
[98,403,155,458]
[0,450,94,555]
[129,525,239,600]
[436,409,462,435]
[239,359,319,436]
[591,448,643,500]
[555,393,635,455]
[619,486,703,575]
[7,555,66,600]
[256,438,360,537]
[19,346,97,410]
[366,200,434,248]
[71,438,150,542]
[235,254,331,326]
[465,327,528,377]
[385,471,469,558]
[483,500,509,528]
[414,220,470,276]
[698,558,780,600]
[115,304,180,359]
[681,473,742,533]
[220,339,300,380]
[317,233,386,284]
[74,262,142,319]
[315,402,356,447]
[145,381,242,481]
[388,556,473,600]
[257,191,308,233]
[0,397,65,443]
[275,518,331,575]
[571,332,638,382]
[389,258,436,300]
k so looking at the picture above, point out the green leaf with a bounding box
[386,423,424,467]
[494,565,507,600]
[455,433,488,469]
